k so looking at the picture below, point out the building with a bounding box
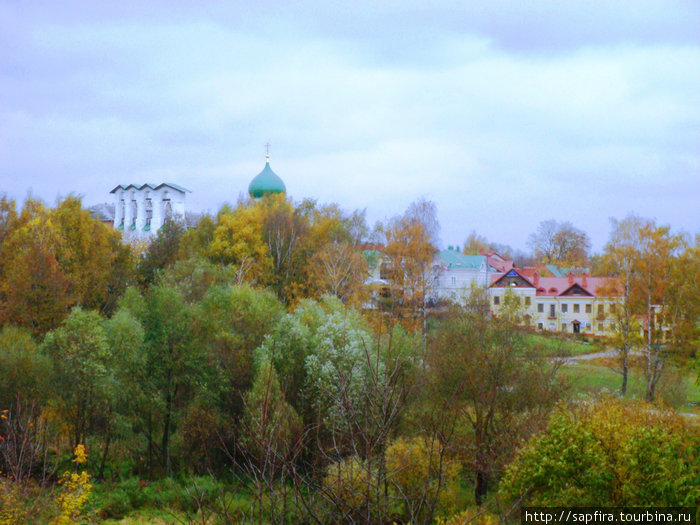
[431,247,511,303]
[110,183,190,238]
[489,268,619,336]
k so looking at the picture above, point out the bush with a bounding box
[500,397,700,507]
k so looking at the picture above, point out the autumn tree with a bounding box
[0,196,132,333]
[603,215,692,401]
[382,205,437,333]
[462,231,490,256]
[308,241,368,304]
[138,218,186,287]
[602,215,646,395]
[634,220,684,401]
[427,308,563,505]
[528,219,590,266]
[260,194,310,303]
[501,397,700,507]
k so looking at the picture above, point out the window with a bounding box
[451,277,456,286]
[549,304,556,318]
[561,323,567,332]
[538,303,544,313]
[537,323,543,330]
[525,296,531,306]
[598,304,604,317]
[585,304,592,314]
[609,303,616,314]
[598,323,604,332]
[561,304,568,313]
[494,296,500,305]
[573,304,580,313]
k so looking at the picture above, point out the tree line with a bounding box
[0,192,698,523]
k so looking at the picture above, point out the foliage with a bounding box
[52,444,92,525]
[427,309,564,505]
[42,307,112,448]
[307,240,368,304]
[385,436,461,522]
[0,196,132,334]
[500,397,700,506]
[137,218,186,287]
[603,215,693,401]
[528,219,590,266]
[209,204,271,285]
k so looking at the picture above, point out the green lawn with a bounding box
[524,332,601,357]
[559,357,700,412]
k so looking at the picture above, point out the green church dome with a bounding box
[248,156,286,198]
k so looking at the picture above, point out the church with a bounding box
[110,153,286,238]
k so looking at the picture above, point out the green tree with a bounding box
[140,283,202,475]
[42,307,111,448]
[427,309,563,505]
[138,218,186,287]
[501,397,700,506]
[196,284,284,418]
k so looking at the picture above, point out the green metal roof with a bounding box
[546,264,565,277]
[436,250,485,269]
[109,182,191,193]
[363,249,382,269]
[249,159,286,198]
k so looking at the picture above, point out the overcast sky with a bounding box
[1,0,698,252]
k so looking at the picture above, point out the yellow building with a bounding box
[489,268,619,337]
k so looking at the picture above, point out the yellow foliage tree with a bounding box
[52,444,92,525]
[209,204,272,285]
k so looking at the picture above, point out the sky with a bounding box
[1,0,698,253]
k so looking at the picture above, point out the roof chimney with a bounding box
[533,271,540,286]
[568,272,574,285]
[582,272,588,288]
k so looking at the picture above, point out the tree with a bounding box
[307,241,368,304]
[462,231,490,256]
[500,397,700,507]
[208,203,271,285]
[240,359,302,523]
[404,197,441,247]
[0,326,55,484]
[138,218,186,287]
[196,284,284,418]
[260,194,310,303]
[140,284,202,475]
[42,307,112,449]
[51,195,132,314]
[0,201,71,334]
[602,215,645,395]
[528,219,590,266]
[382,213,437,333]
[0,196,133,333]
[427,309,563,505]
[634,221,683,401]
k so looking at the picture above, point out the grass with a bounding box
[524,332,601,357]
[559,355,700,412]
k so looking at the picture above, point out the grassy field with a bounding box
[559,355,700,413]
[524,332,601,357]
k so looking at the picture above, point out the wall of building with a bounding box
[113,185,186,239]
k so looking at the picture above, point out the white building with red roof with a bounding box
[489,268,620,336]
